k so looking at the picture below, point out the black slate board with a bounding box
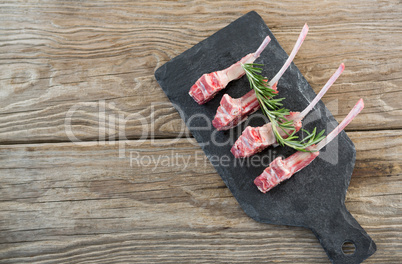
[155,11,376,264]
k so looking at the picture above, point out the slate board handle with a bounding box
[311,205,376,264]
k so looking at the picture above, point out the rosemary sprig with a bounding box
[242,63,325,152]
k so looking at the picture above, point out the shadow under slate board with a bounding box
[154,11,376,264]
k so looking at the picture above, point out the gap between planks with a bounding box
[0,127,401,146]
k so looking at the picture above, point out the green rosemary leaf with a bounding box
[242,63,325,152]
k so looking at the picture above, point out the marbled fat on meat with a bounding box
[213,24,309,129]
[189,37,271,105]
[254,99,364,193]
[254,150,319,193]
[212,86,276,130]
[231,111,301,157]
[231,63,345,158]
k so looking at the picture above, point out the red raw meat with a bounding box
[231,63,345,158]
[254,99,364,193]
[189,36,271,104]
[211,83,277,130]
[231,112,301,157]
[213,24,309,130]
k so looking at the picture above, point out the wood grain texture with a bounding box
[0,0,401,143]
[0,1,401,263]
[0,131,401,263]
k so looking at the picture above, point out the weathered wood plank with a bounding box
[0,0,401,143]
[0,130,400,263]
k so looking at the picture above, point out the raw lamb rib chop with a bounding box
[231,63,345,158]
[189,36,271,104]
[211,82,278,131]
[212,24,309,130]
[254,98,364,193]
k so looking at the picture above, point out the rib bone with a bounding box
[231,63,344,157]
[213,24,309,130]
[254,99,364,193]
[189,36,271,105]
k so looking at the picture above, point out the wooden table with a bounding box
[0,1,400,263]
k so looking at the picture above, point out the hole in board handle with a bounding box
[342,241,356,255]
